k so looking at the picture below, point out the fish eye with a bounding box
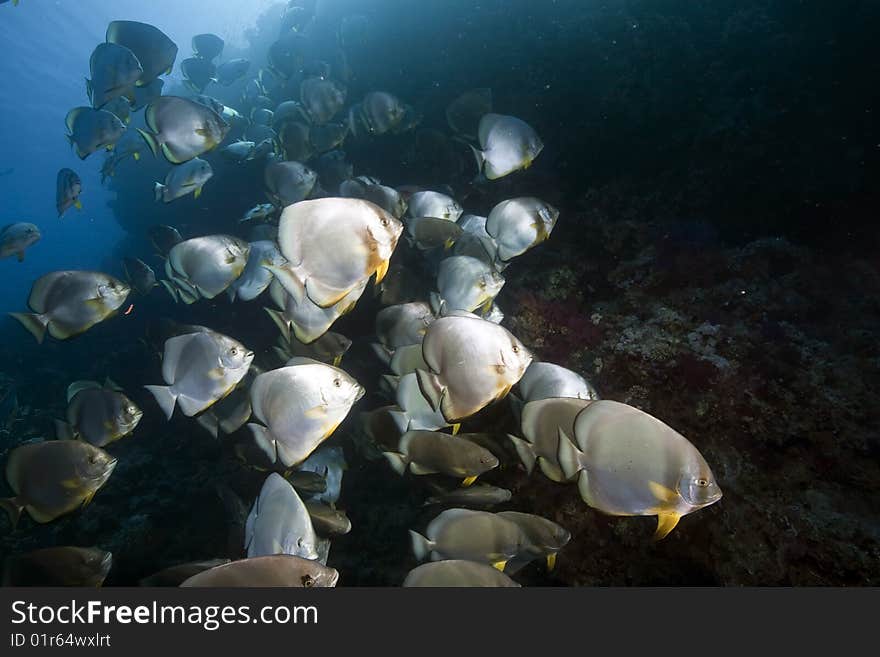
[696,478,709,487]
[333,378,341,387]
[380,217,389,226]
[512,345,520,353]
[230,347,238,356]
[301,574,315,587]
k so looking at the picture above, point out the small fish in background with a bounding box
[409,508,530,570]
[250,107,274,126]
[405,216,463,251]
[383,430,499,487]
[301,76,347,124]
[105,20,177,86]
[179,555,338,588]
[358,91,406,135]
[557,399,723,540]
[86,42,143,109]
[144,328,253,419]
[215,58,251,86]
[137,96,229,164]
[309,122,348,153]
[424,483,513,509]
[227,240,285,302]
[363,183,407,219]
[147,224,182,258]
[55,379,143,447]
[305,501,352,537]
[446,88,493,140]
[122,257,157,296]
[56,168,83,217]
[3,546,112,587]
[64,107,126,160]
[407,190,463,222]
[432,255,505,315]
[154,158,213,203]
[496,511,571,571]
[191,33,224,62]
[403,560,520,587]
[180,57,217,93]
[9,270,130,343]
[239,203,276,224]
[0,440,117,527]
[102,96,132,125]
[469,113,543,180]
[264,160,317,207]
[0,223,40,262]
[220,140,258,163]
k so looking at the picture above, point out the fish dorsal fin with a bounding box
[161,333,202,385]
[67,380,102,403]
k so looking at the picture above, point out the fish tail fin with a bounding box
[144,385,177,420]
[382,452,409,476]
[54,419,77,441]
[154,182,166,202]
[137,128,159,158]
[9,312,49,344]
[468,143,485,175]
[264,307,291,343]
[507,434,537,475]
[415,368,443,412]
[556,427,586,481]
[408,530,434,562]
[0,498,23,530]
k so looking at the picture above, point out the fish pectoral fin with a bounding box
[648,480,680,504]
[492,560,508,572]
[451,423,461,436]
[332,354,343,367]
[303,404,328,420]
[653,513,681,541]
[546,553,557,571]
[193,186,203,199]
[461,475,477,487]
[373,258,390,284]
[60,478,82,490]
[74,199,83,210]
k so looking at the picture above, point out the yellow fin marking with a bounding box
[461,475,477,487]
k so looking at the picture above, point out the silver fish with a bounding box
[403,560,519,587]
[138,96,230,164]
[248,362,363,468]
[300,77,347,124]
[409,509,529,568]
[55,381,142,447]
[384,430,499,485]
[227,240,285,302]
[180,57,217,93]
[264,160,317,207]
[406,216,463,251]
[65,108,126,160]
[3,546,112,587]
[424,483,513,508]
[508,396,593,482]
[240,203,276,223]
[497,511,570,570]
[215,59,250,86]
[10,271,130,343]
[434,256,505,314]
[416,313,532,423]
[145,329,253,419]
[470,113,543,180]
[86,42,143,109]
[192,33,224,61]
[486,197,559,263]
[0,440,117,527]
[265,277,366,345]
[360,91,406,135]
[56,168,83,217]
[517,361,599,403]
[363,184,407,219]
[557,399,723,540]
[296,445,347,506]
[0,223,40,262]
[180,555,338,587]
[122,257,157,296]
[106,20,177,86]
[245,473,319,560]
[164,234,249,302]
[154,158,213,203]
[407,191,462,222]
[269,197,403,308]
